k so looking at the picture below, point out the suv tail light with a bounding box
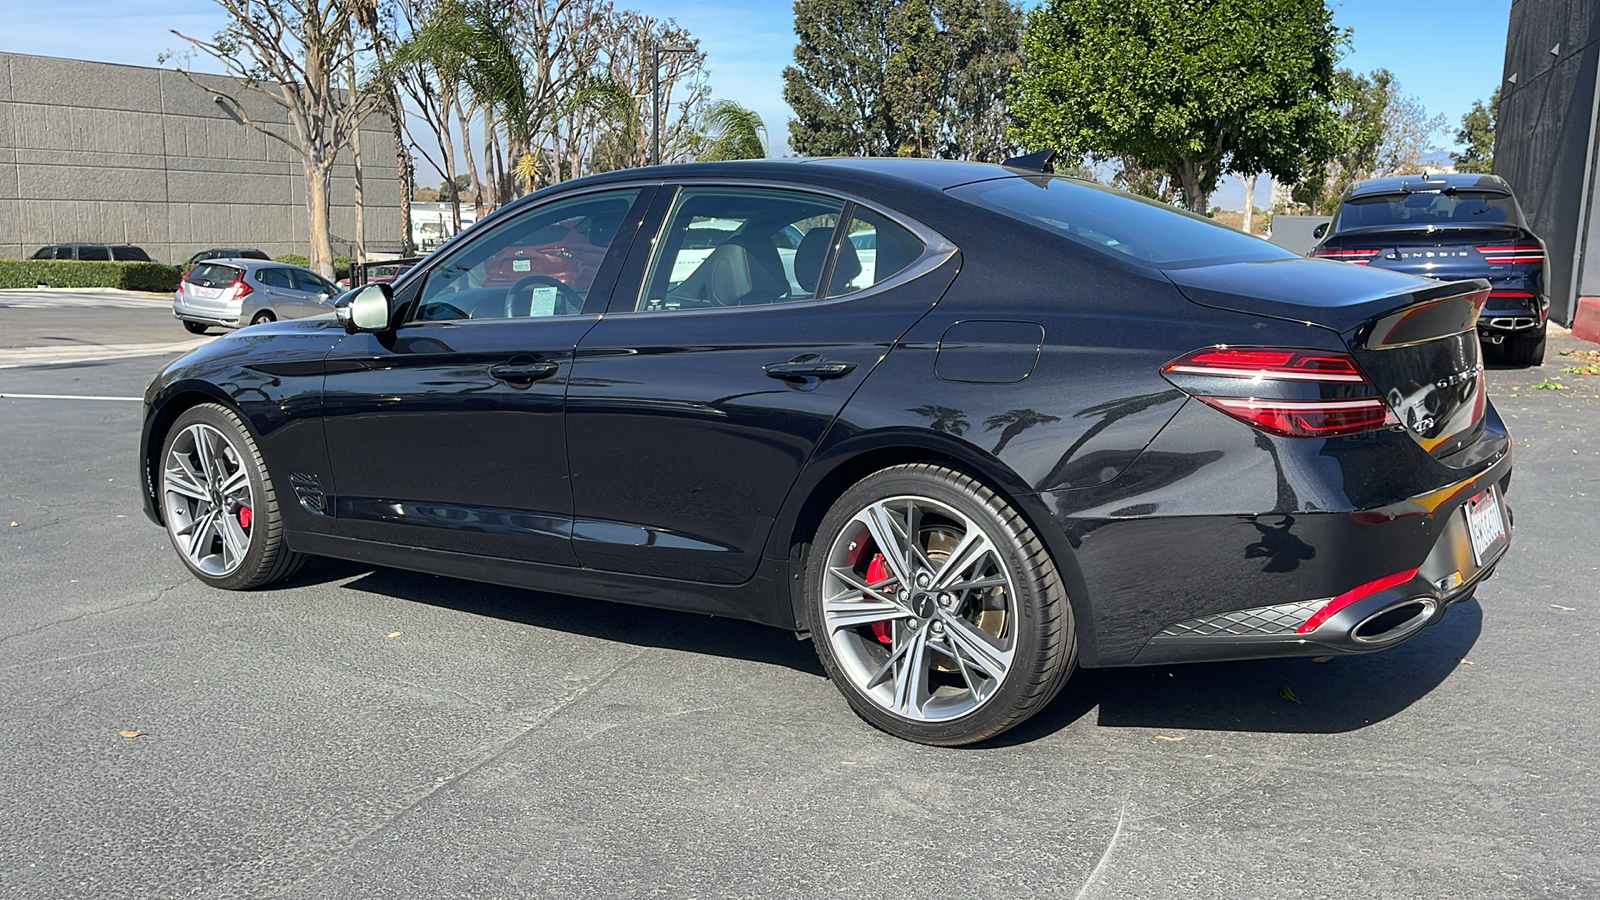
[1160,347,1398,439]
[229,272,253,302]
[1475,244,1543,265]
[1312,248,1381,264]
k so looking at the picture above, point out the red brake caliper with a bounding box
[865,553,894,644]
[238,506,252,529]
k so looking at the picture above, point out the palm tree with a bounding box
[699,100,767,161]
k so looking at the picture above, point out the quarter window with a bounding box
[414,189,640,322]
[638,188,846,312]
[830,209,925,296]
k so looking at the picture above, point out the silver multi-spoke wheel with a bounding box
[821,495,1019,723]
[162,422,254,577]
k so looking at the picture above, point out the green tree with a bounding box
[783,0,1023,160]
[700,100,768,160]
[1010,0,1344,212]
[1293,69,1448,213]
[1453,89,1499,174]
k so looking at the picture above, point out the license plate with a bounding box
[1464,488,1506,564]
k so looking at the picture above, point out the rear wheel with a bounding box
[1503,327,1546,367]
[182,321,208,335]
[806,464,1076,745]
[250,311,275,326]
[159,404,303,590]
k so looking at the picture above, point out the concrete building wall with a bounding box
[1495,0,1600,327]
[0,51,402,264]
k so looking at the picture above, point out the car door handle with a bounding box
[488,361,560,385]
[763,357,856,380]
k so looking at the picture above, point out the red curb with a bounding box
[1573,297,1600,345]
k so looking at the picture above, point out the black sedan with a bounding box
[1311,173,1550,365]
[139,158,1514,745]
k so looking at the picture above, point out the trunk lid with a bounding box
[1167,258,1491,461]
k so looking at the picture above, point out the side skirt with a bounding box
[288,532,795,630]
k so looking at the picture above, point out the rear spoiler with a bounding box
[1359,280,1490,350]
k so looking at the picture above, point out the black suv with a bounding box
[30,243,154,263]
[1310,173,1549,365]
[181,248,271,268]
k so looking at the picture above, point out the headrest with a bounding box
[794,228,833,294]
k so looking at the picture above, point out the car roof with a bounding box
[519,157,1027,203]
[1345,172,1513,199]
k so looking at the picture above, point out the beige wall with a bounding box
[0,51,402,263]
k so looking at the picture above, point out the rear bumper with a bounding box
[173,296,240,328]
[1478,294,1549,335]
[1131,478,1509,664]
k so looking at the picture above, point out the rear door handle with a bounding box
[489,361,560,385]
[763,357,856,380]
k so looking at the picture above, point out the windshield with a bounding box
[948,176,1292,267]
[1335,191,1521,232]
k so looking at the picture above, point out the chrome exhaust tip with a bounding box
[1350,597,1437,644]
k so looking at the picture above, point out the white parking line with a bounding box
[0,339,208,369]
[0,392,143,401]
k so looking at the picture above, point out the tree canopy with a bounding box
[1452,89,1499,175]
[1009,0,1345,212]
[783,0,1023,160]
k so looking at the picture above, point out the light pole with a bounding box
[651,44,695,166]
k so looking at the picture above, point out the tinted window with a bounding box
[111,246,150,261]
[415,188,640,322]
[830,208,924,296]
[31,247,51,260]
[949,177,1292,267]
[240,249,270,260]
[638,187,845,311]
[77,245,111,261]
[53,246,75,259]
[1334,191,1520,231]
[187,264,241,288]
[257,268,293,289]
[291,269,331,294]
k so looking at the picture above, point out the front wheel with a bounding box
[806,464,1076,745]
[159,404,303,589]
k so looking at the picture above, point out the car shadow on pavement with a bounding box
[994,598,1484,746]
[282,558,1482,744]
[285,557,829,677]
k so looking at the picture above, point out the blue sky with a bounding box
[1,0,1510,207]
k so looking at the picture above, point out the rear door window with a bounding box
[637,187,846,311]
[258,268,293,290]
[77,245,111,261]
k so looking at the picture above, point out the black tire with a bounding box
[250,311,275,326]
[182,320,209,335]
[158,403,304,590]
[1503,328,1546,367]
[805,464,1076,745]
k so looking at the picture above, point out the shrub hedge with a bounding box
[273,254,353,279]
[0,259,183,292]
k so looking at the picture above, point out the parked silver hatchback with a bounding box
[173,259,339,334]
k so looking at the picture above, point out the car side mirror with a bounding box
[1313,223,1328,239]
[335,283,394,334]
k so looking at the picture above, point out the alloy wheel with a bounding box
[819,495,1018,722]
[162,422,254,577]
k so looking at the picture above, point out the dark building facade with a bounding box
[1496,0,1600,327]
[0,52,402,264]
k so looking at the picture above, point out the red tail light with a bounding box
[1487,290,1535,302]
[1313,248,1381,265]
[230,273,253,302]
[1161,347,1398,439]
[1475,244,1543,265]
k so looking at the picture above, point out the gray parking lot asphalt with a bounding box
[1,295,1597,899]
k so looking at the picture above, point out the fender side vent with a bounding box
[290,472,327,515]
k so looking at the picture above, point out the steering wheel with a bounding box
[507,274,584,317]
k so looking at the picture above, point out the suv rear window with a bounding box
[186,264,241,288]
[949,176,1291,267]
[1334,191,1522,231]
